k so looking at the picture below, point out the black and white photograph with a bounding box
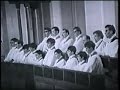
[1,1,118,90]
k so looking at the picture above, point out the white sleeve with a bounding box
[61,39,74,53]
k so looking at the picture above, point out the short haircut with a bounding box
[84,41,95,50]
[93,30,104,39]
[77,51,88,60]
[63,28,69,35]
[73,27,82,34]
[47,38,55,44]
[17,40,23,45]
[11,38,18,42]
[54,49,63,56]
[44,27,51,32]
[34,50,44,58]
[52,27,59,33]
[67,46,76,54]
[105,24,116,34]
[29,43,37,49]
[22,44,29,50]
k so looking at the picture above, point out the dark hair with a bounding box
[67,46,76,54]
[29,43,37,49]
[93,30,104,39]
[47,38,55,44]
[11,38,18,42]
[105,24,116,34]
[52,27,59,33]
[63,28,69,35]
[22,44,29,50]
[44,27,51,32]
[84,41,95,50]
[17,40,23,45]
[54,49,64,57]
[77,51,88,60]
[73,27,82,34]
[34,50,44,58]
[86,35,90,40]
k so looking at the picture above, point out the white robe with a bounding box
[63,54,78,70]
[43,46,56,67]
[59,35,74,53]
[25,51,36,64]
[36,36,51,53]
[95,39,106,55]
[29,57,44,66]
[73,34,84,54]
[20,52,30,64]
[4,47,16,62]
[102,34,118,57]
[83,51,103,74]
[73,60,87,71]
[12,47,23,63]
[51,34,62,49]
[53,57,66,68]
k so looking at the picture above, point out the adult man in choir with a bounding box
[4,38,18,62]
[93,30,106,55]
[82,35,91,53]
[36,27,51,54]
[83,41,103,74]
[73,27,84,54]
[63,46,78,70]
[25,43,37,64]
[59,29,74,54]
[102,25,118,58]
[12,40,24,63]
[51,27,62,49]
[43,38,56,67]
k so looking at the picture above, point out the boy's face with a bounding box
[52,29,58,36]
[67,50,72,57]
[44,30,50,37]
[54,52,61,59]
[24,49,29,54]
[47,42,53,48]
[35,53,41,59]
[10,41,17,47]
[105,27,113,38]
[86,47,93,54]
[93,33,100,43]
[62,30,68,38]
[77,55,82,62]
[74,30,80,37]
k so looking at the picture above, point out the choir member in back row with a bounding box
[73,27,84,54]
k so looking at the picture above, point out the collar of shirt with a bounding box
[89,50,97,57]
[76,34,82,41]
[48,46,55,51]
[63,35,70,43]
[108,34,116,43]
[79,60,86,65]
[56,56,63,62]
[69,54,76,59]
[36,57,43,61]
[24,52,30,57]
[95,39,103,48]
[51,34,59,39]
